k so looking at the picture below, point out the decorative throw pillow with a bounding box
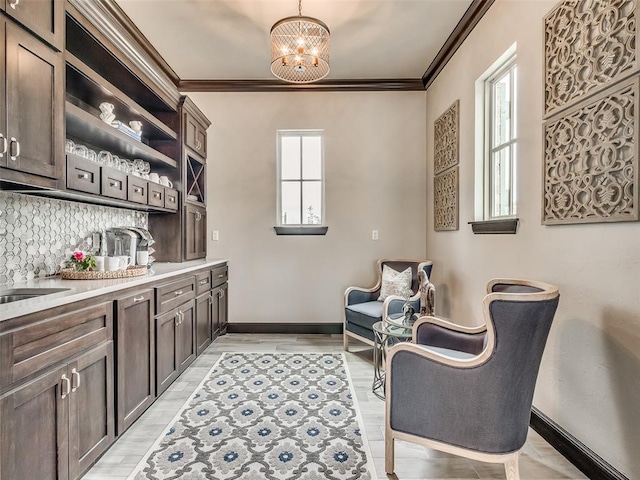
[378,265,413,301]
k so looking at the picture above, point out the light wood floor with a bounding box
[84,333,587,480]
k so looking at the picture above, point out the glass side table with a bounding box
[372,314,415,400]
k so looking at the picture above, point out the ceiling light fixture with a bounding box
[270,0,330,83]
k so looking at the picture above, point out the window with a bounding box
[277,130,325,231]
[475,47,518,225]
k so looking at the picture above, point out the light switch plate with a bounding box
[212,230,219,241]
[372,230,379,240]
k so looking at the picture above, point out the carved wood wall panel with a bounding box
[434,100,460,174]
[544,0,638,118]
[543,79,639,224]
[434,166,459,231]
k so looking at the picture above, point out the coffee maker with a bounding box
[104,227,154,266]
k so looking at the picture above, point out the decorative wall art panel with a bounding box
[434,166,459,231]
[434,100,460,175]
[542,79,639,224]
[544,0,638,117]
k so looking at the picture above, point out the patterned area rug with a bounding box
[129,352,373,480]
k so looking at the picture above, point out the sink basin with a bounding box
[0,288,70,304]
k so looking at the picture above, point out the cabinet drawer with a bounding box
[155,277,195,315]
[164,188,178,210]
[102,167,127,200]
[128,178,148,204]
[66,154,100,194]
[195,271,211,296]
[211,264,228,288]
[148,183,164,207]
[2,302,113,389]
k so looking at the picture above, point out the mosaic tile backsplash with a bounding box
[0,192,147,285]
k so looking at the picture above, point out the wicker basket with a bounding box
[60,265,148,280]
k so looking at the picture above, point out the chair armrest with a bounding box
[387,341,483,370]
[383,293,420,316]
[345,286,379,306]
[412,316,487,355]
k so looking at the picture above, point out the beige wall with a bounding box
[425,1,640,477]
[190,91,427,325]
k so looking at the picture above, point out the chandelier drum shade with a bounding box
[270,1,330,83]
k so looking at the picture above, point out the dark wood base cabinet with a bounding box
[156,299,196,396]
[115,289,155,435]
[0,341,114,480]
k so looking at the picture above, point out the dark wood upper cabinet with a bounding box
[185,111,207,159]
[2,0,65,51]
[4,20,63,181]
[184,204,207,260]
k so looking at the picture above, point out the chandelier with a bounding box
[270,0,330,83]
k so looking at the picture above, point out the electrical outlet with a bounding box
[211,230,219,241]
[372,230,379,240]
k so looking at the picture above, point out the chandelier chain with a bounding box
[298,0,302,16]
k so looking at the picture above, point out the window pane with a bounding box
[512,66,518,138]
[493,71,511,146]
[281,181,301,224]
[302,136,322,180]
[281,136,301,180]
[491,147,512,217]
[302,181,322,224]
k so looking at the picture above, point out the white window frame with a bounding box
[475,45,518,221]
[276,129,325,227]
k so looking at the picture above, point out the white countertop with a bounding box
[0,259,228,322]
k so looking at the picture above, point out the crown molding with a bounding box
[67,0,181,105]
[422,0,496,89]
[178,78,425,93]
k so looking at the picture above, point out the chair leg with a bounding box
[343,331,349,351]
[385,431,395,474]
[504,452,520,480]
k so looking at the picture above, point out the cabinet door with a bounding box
[0,366,69,480]
[176,299,196,372]
[3,0,64,50]
[195,292,212,356]
[68,342,115,480]
[185,112,206,158]
[0,20,6,170]
[116,290,155,434]
[184,204,206,260]
[5,21,63,180]
[219,283,229,335]
[155,309,179,396]
[211,285,221,339]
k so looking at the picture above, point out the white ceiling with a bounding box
[115,0,473,81]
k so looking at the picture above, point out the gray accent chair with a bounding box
[385,279,560,480]
[343,259,433,351]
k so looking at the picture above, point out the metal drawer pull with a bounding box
[0,134,7,156]
[199,279,208,285]
[169,197,175,202]
[110,180,120,188]
[61,374,71,399]
[71,368,80,392]
[174,290,183,296]
[79,172,90,180]
[134,187,143,194]
[154,192,161,198]
[9,0,19,9]
[9,138,19,161]
[218,274,224,278]
[219,289,225,298]
[133,295,145,302]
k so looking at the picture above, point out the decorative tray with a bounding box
[60,265,148,280]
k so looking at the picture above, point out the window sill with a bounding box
[274,226,328,236]
[468,218,519,234]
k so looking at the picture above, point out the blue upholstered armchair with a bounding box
[343,259,433,351]
[385,279,560,480]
